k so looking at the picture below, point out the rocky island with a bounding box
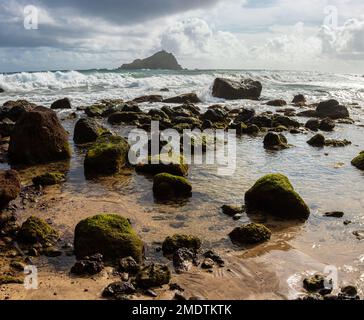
[119,50,183,70]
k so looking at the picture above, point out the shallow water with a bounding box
[1,69,364,299]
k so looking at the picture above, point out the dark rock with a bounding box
[229,223,271,244]
[212,78,262,100]
[153,173,192,200]
[163,93,201,104]
[245,173,310,219]
[43,247,62,257]
[74,118,109,145]
[84,135,129,177]
[305,119,320,131]
[202,109,226,123]
[297,110,318,118]
[353,230,364,240]
[8,106,71,165]
[307,134,325,147]
[325,139,351,147]
[162,234,201,255]
[148,108,169,120]
[174,292,187,300]
[303,274,331,293]
[85,104,108,118]
[119,50,182,70]
[203,250,224,267]
[51,98,72,110]
[1,100,36,122]
[135,264,171,288]
[249,115,272,128]
[102,282,136,299]
[118,256,140,274]
[263,132,289,150]
[107,112,151,125]
[71,254,104,275]
[32,172,66,186]
[338,285,360,300]
[0,170,21,208]
[292,94,306,105]
[221,204,243,217]
[316,99,349,119]
[272,115,299,128]
[173,248,198,273]
[244,124,260,135]
[74,214,143,263]
[201,258,214,269]
[324,211,344,218]
[135,154,188,177]
[266,99,287,106]
[319,118,335,131]
[235,108,255,122]
[133,95,163,103]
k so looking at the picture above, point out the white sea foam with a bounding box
[0,69,363,108]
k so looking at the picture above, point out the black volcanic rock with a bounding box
[119,50,182,70]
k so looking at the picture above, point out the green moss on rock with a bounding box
[351,152,364,170]
[153,173,192,200]
[32,172,66,186]
[84,135,130,177]
[162,234,201,255]
[229,223,271,244]
[0,275,23,285]
[245,173,310,219]
[135,263,171,288]
[135,154,189,177]
[17,216,59,244]
[74,214,143,263]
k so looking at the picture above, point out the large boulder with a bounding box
[73,118,109,145]
[51,98,72,110]
[17,216,59,244]
[351,151,364,170]
[245,173,310,219]
[74,214,144,262]
[0,170,21,207]
[153,173,192,200]
[8,106,71,165]
[163,93,201,104]
[84,135,129,177]
[316,99,349,119]
[135,154,188,177]
[212,78,262,100]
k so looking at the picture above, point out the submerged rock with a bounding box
[263,132,289,150]
[163,93,201,104]
[135,154,189,177]
[84,135,129,177]
[212,78,262,100]
[135,264,171,288]
[245,173,310,219]
[32,172,66,186]
[266,99,287,106]
[305,119,320,131]
[319,118,335,131]
[316,99,349,119]
[351,151,364,170]
[324,211,344,218]
[8,106,71,165]
[133,95,163,103]
[229,223,271,245]
[73,118,109,145]
[221,204,244,217]
[51,98,72,110]
[325,139,351,147]
[153,173,192,200]
[162,234,201,255]
[74,214,144,262]
[17,216,59,245]
[0,170,21,208]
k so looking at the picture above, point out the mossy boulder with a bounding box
[135,154,188,177]
[307,134,325,147]
[74,214,143,263]
[245,174,310,219]
[162,234,201,255]
[135,263,171,288]
[351,151,364,170]
[0,170,21,208]
[84,135,130,177]
[229,223,271,244]
[32,172,66,186]
[263,132,289,150]
[17,216,59,244]
[85,104,108,117]
[153,173,192,200]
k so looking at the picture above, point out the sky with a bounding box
[0,0,363,73]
